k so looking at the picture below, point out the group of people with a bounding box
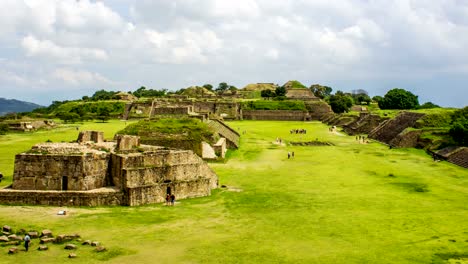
[290,128,307,134]
[165,193,176,206]
[328,126,337,132]
[356,135,368,143]
[287,151,295,159]
[275,137,283,144]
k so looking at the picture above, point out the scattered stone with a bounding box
[81,240,91,245]
[19,229,26,234]
[91,241,99,247]
[0,235,9,242]
[2,231,10,236]
[4,241,20,246]
[38,245,48,251]
[8,234,22,241]
[68,253,77,258]
[95,246,107,252]
[64,244,77,250]
[8,247,18,254]
[28,231,39,238]
[41,229,53,237]
[2,225,11,233]
[40,237,55,244]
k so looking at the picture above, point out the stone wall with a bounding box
[213,138,227,158]
[112,149,217,206]
[0,187,123,206]
[13,153,109,191]
[368,112,425,145]
[206,119,240,148]
[78,131,104,143]
[242,110,308,121]
[343,113,387,135]
[115,135,140,151]
[151,106,191,116]
[389,129,423,148]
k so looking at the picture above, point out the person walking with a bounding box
[287,152,291,159]
[292,151,295,158]
[24,234,31,252]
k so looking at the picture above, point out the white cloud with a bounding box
[52,68,114,85]
[21,35,108,63]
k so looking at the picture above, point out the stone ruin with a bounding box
[0,131,218,206]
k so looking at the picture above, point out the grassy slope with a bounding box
[0,121,467,263]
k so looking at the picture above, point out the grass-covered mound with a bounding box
[282,80,307,89]
[117,118,215,155]
[242,100,306,110]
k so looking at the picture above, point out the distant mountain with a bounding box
[0,98,44,116]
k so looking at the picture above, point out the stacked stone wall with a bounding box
[152,107,190,116]
[389,130,423,148]
[242,110,308,121]
[368,112,425,145]
[207,119,240,148]
[0,188,123,206]
[343,113,386,135]
[13,154,109,191]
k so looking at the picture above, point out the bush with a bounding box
[329,92,353,113]
[378,88,419,109]
[449,107,468,146]
[0,123,9,135]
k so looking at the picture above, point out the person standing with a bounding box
[24,234,31,252]
[292,151,295,158]
[165,194,170,206]
[170,194,175,206]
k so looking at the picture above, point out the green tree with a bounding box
[91,89,118,101]
[372,96,383,104]
[275,86,287,97]
[216,82,229,92]
[261,89,275,99]
[329,91,353,113]
[378,88,419,109]
[202,84,213,91]
[310,84,333,99]
[96,105,111,122]
[418,102,440,109]
[449,106,468,146]
[0,123,9,135]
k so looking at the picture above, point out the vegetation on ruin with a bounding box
[0,120,467,264]
[378,88,420,110]
[117,118,214,143]
[241,100,306,111]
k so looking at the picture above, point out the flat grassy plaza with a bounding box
[0,120,467,263]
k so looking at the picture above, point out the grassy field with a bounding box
[0,120,467,263]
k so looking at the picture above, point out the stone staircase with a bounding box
[343,113,386,135]
[206,119,240,149]
[437,147,468,168]
[368,112,425,145]
[122,103,133,120]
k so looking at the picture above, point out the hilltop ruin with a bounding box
[0,131,218,206]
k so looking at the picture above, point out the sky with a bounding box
[0,0,467,107]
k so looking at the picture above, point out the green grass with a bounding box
[0,120,467,263]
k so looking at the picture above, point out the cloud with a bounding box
[52,68,114,85]
[21,35,108,63]
[0,0,468,107]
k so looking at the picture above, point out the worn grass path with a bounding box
[0,120,467,263]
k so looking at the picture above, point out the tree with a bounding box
[261,89,275,99]
[0,123,9,135]
[378,88,419,109]
[202,84,213,91]
[372,96,383,104]
[309,84,333,99]
[96,105,111,122]
[216,82,229,92]
[275,86,287,97]
[419,102,440,109]
[328,91,353,113]
[91,89,118,101]
[449,107,468,146]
